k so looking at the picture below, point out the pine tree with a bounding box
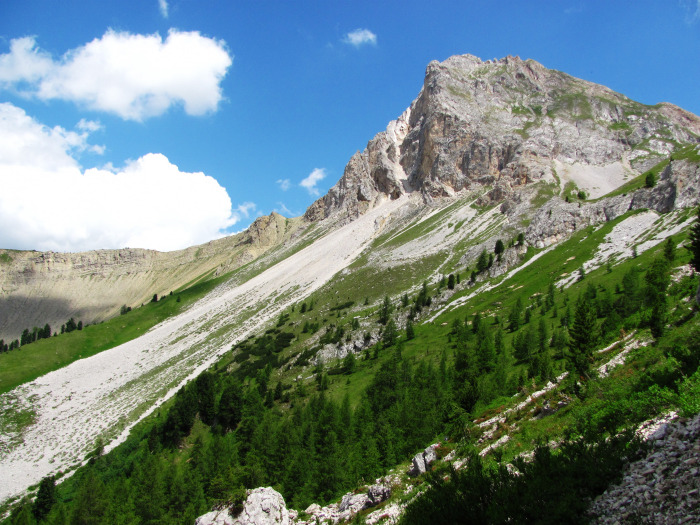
[494,239,505,258]
[32,476,56,522]
[475,323,496,372]
[406,319,415,340]
[378,295,393,325]
[343,352,357,374]
[663,236,676,263]
[689,207,700,271]
[382,318,397,348]
[447,274,456,290]
[645,257,671,338]
[568,294,598,380]
[476,249,489,273]
[472,312,481,334]
[508,297,523,332]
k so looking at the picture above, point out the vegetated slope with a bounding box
[14,194,700,525]
[0,212,303,342]
[0,197,406,507]
[1,53,699,517]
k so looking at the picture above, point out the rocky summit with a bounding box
[305,54,700,223]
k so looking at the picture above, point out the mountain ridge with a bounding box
[305,54,700,223]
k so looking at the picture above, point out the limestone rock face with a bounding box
[0,213,304,341]
[195,487,290,525]
[525,155,700,248]
[304,54,700,223]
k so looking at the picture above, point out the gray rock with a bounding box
[408,452,426,477]
[195,487,290,525]
[423,445,438,469]
[367,484,391,505]
[408,444,439,476]
[339,492,371,513]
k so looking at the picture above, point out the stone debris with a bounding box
[588,413,700,524]
[280,476,398,525]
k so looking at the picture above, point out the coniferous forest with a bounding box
[6,212,700,524]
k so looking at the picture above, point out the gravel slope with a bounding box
[0,196,406,505]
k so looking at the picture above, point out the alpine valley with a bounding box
[2,54,700,524]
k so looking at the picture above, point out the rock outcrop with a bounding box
[525,154,700,248]
[408,444,439,477]
[195,487,291,525]
[305,54,700,224]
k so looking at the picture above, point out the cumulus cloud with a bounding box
[0,29,232,120]
[300,168,326,196]
[0,103,247,252]
[276,178,291,191]
[158,0,169,18]
[343,28,377,47]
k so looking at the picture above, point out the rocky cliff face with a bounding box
[525,156,700,248]
[0,213,304,341]
[305,54,700,222]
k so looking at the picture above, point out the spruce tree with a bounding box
[32,476,56,522]
[568,294,598,380]
[406,319,415,340]
[689,207,700,271]
[382,318,397,348]
[378,295,393,325]
[508,297,523,332]
[494,239,505,257]
[663,236,676,263]
[476,249,489,273]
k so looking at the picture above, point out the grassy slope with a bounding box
[0,274,229,394]
[0,221,325,395]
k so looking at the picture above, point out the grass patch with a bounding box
[530,182,558,208]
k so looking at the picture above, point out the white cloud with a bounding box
[343,28,377,47]
[232,202,256,222]
[158,0,169,18]
[274,202,294,217]
[0,29,232,121]
[300,168,326,196]
[276,178,291,191]
[0,103,246,252]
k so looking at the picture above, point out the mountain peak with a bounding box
[304,54,700,223]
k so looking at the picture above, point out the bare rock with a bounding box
[408,444,439,476]
[195,487,290,525]
[367,484,392,506]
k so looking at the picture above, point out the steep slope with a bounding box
[1,53,700,514]
[306,54,700,223]
[0,212,303,342]
[0,196,405,506]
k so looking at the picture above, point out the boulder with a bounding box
[339,492,371,513]
[408,444,438,477]
[195,487,290,525]
[367,484,391,506]
[409,452,426,476]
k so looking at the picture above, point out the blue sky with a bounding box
[0,1,699,252]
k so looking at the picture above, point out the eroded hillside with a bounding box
[0,213,304,342]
